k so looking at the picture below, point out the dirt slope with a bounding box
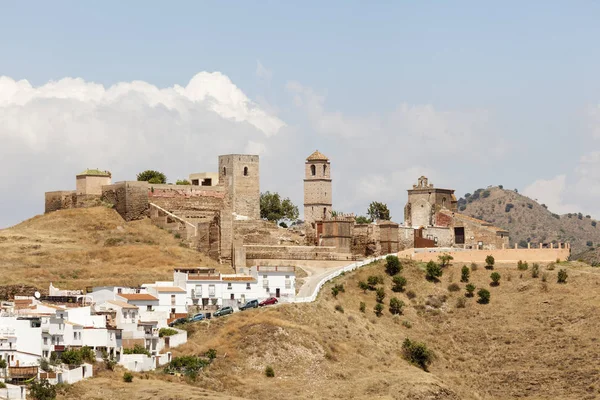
[0,207,227,293]
[60,258,600,400]
[458,186,600,256]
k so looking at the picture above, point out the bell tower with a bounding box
[303,150,332,225]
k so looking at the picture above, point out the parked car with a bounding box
[213,306,234,317]
[259,297,278,307]
[190,313,205,322]
[168,317,188,327]
[239,299,259,311]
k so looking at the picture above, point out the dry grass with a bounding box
[62,258,600,400]
[0,207,228,291]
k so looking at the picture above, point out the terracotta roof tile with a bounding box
[118,293,158,301]
[306,150,329,161]
[107,300,138,309]
[147,286,186,293]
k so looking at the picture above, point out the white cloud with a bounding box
[522,175,579,214]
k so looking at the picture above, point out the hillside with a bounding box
[457,186,600,258]
[59,258,600,400]
[0,207,227,294]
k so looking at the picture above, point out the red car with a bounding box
[259,297,278,307]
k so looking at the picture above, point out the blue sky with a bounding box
[1,1,600,227]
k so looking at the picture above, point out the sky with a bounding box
[2,1,600,228]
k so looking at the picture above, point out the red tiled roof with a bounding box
[118,293,158,301]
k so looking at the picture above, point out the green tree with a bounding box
[61,349,83,366]
[490,272,501,286]
[0,358,6,378]
[425,261,443,281]
[465,283,476,297]
[123,372,133,383]
[260,191,299,223]
[358,281,369,293]
[367,275,383,290]
[175,179,191,185]
[374,303,384,317]
[355,215,372,224]
[29,379,57,400]
[367,201,391,221]
[137,170,167,184]
[376,287,386,303]
[102,350,116,371]
[557,269,568,284]
[331,284,345,298]
[477,289,491,304]
[485,255,495,269]
[389,297,405,315]
[392,275,407,292]
[265,365,275,377]
[205,348,217,362]
[438,254,453,267]
[460,265,470,282]
[402,338,434,371]
[385,255,402,276]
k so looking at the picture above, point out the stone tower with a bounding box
[404,176,457,228]
[218,154,260,219]
[303,150,332,225]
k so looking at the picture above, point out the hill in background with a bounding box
[457,186,600,261]
[0,207,226,294]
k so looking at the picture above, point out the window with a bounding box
[323,165,327,175]
[243,166,248,176]
[311,164,316,176]
[263,275,267,279]
[209,285,215,297]
[285,275,290,279]
[146,305,153,311]
[227,283,232,290]
[117,288,122,294]
[246,283,251,290]
[73,332,77,340]
[171,294,176,305]
[223,167,227,176]
[43,337,48,345]
[123,311,128,319]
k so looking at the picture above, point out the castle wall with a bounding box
[320,218,353,253]
[435,212,509,250]
[45,191,76,213]
[218,154,260,219]
[398,227,414,250]
[244,245,354,262]
[101,181,149,221]
[351,224,381,256]
[379,221,399,254]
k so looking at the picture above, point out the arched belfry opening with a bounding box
[311,165,316,176]
[243,166,248,176]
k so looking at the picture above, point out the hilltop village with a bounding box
[0,150,571,397]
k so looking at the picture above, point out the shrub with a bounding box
[456,297,467,308]
[460,265,470,282]
[505,203,514,212]
[402,320,412,328]
[392,275,407,292]
[265,365,275,377]
[557,269,568,284]
[541,272,548,282]
[205,348,217,362]
[578,213,583,220]
[477,289,491,304]
[485,255,495,269]
[358,281,369,293]
[123,372,134,383]
[80,346,95,364]
[389,297,404,315]
[334,304,344,313]
[367,275,383,290]
[465,283,476,297]
[438,254,453,267]
[385,255,402,276]
[447,283,461,292]
[593,221,597,227]
[61,349,83,366]
[402,338,434,371]
[159,328,178,337]
[279,221,288,228]
[517,260,528,270]
[425,261,442,281]
[406,290,416,300]
[374,303,384,317]
[331,286,340,298]
[359,302,366,313]
[123,344,150,356]
[470,262,478,271]
[459,205,466,211]
[104,237,123,247]
[29,379,56,400]
[490,272,501,286]
[0,382,5,389]
[102,350,117,371]
[587,241,593,247]
[531,263,540,278]
[481,190,491,198]
[175,179,191,185]
[375,288,386,303]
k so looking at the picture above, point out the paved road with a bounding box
[296,264,350,298]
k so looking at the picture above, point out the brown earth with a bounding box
[0,207,227,293]
[59,258,600,400]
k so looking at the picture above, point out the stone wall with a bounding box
[398,227,414,250]
[320,218,353,252]
[436,211,510,250]
[400,247,570,264]
[76,175,111,195]
[421,226,453,247]
[379,221,399,254]
[244,245,355,262]
[45,191,76,213]
[351,224,381,256]
[101,181,149,221]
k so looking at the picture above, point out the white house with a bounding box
[0,317,42,367]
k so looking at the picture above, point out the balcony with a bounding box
[256,266,295,272]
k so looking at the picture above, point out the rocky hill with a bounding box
[0,207,227,294]
[58,258,600,400]
[457,186,600,260]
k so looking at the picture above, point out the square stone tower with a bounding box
[218,154,260,219]
[304,150,332,225]
[75,169,112,195]
[404,176,457,228]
